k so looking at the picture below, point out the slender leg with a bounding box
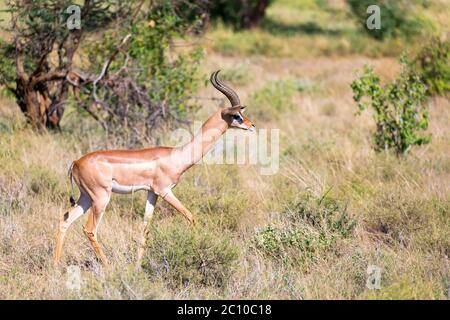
[136,191,158,268]
[54,193,91,265]
[83,190,110,265]
[162,190,195,225]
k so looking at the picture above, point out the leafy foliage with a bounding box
[0,40,15,97]
[409,37,450,97]
[0,0,203,137]
[157,0,273,31]
[351,62,430,155]
[143,223,238,288]
[347,0,427,40]
[0,0,138,129]
[254,193,356,264]
[0,0,124,79]
[209,0,273,30]
[83,2,203,145]
[251,78,315,120]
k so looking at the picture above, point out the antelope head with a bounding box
[211,70,256,132]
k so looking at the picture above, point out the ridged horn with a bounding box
[210,70,241,107]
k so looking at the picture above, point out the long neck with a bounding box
[175,110,228,173]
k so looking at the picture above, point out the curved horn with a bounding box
[210,70,241,107]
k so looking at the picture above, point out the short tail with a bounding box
[68,163,76,206]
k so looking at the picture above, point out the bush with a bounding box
[28,166,60,195]
[142,223,238,288]
[351,62,430,155]
[0,40,15,98]
[219,64,251,86]
[254,193,356,264]
[409,38,450,97]
[347,0,426,40]
[82,2,203,145]
[209,0,273,30]
[168,0,273,30]
[0,0,141,130]
[251,78,315,119]
[286,195,356,238]
[0,0,203,138]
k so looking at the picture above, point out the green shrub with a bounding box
[220,64,251,86]
[251,78,315,119]
[209,0,273,30]
[347,0,427,40]
[254,226,283,254]
[142,223,238,288]
[0,0,204,137]
[252,80,293,118]
[28,166,60,195]
[169,0,273,30]
[351,62,430,155]
[254,193,356,264]
[286,195,356,238]
[410,38,450,97]
[84,2,203,145]
[0,40,15,98]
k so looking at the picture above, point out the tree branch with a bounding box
[92,34,131,103]
[30,69,68,87]
[14,36,27,83]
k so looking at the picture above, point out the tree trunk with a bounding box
[12,9,83,131]
[241,0,271,29]
[14,79,65,130]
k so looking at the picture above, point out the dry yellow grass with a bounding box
[1,49,448,299]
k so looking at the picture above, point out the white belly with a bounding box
[111,180,152,194]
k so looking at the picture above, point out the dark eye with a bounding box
[232,114,241,120]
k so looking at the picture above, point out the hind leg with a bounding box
[54,193,91,265]
[83,189,110,265]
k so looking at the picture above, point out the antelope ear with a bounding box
[222,106,246,115]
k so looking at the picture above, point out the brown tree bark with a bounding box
[14,74,69,130]
[10,2,86,131]
[241,0,271,29]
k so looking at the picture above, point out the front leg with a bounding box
[162,190,195,225]
[136,191,158,268]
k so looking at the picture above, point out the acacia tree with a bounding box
[0,0,202,140]
[211,0,272,29]
[0,0,130,129]
[165,0,273,31]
